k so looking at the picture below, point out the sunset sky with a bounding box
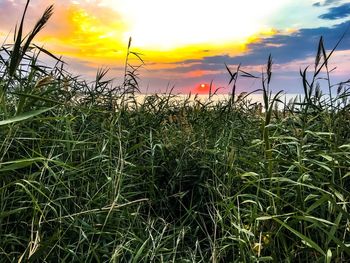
[1,0,350,94]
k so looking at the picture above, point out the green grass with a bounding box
[0,1,349,262]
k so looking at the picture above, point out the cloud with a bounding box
[0,0,64,33]
[324,0,342,5]
[169,21,350,71]
[319,3,350,19]
[0,0,25,31]
[313,0,342,7]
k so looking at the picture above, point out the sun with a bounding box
[193,83,212,94]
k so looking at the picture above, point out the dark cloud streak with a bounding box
[319,3,350,20]
[313,0,342,7]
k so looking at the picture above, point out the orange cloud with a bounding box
[185,70,220,78]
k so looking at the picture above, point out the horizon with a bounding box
[0,0,350,94]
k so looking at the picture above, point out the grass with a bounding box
[0,1,349,262]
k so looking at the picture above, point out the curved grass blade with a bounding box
[273,217,326,256]
[0,107,54,126]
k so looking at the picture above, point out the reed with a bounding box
[0,1,349,262]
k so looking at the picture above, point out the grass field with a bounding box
[0,2,349,262]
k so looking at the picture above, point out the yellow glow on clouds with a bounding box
[38,2,127,63]
[24,0,293,69]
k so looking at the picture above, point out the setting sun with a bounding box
[194,83,213,94]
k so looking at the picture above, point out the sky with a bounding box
[0,0,350,94]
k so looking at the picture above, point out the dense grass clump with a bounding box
[0,2,350,262]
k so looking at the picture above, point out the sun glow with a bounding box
[107,0,291,50]
[193,83,212,94]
